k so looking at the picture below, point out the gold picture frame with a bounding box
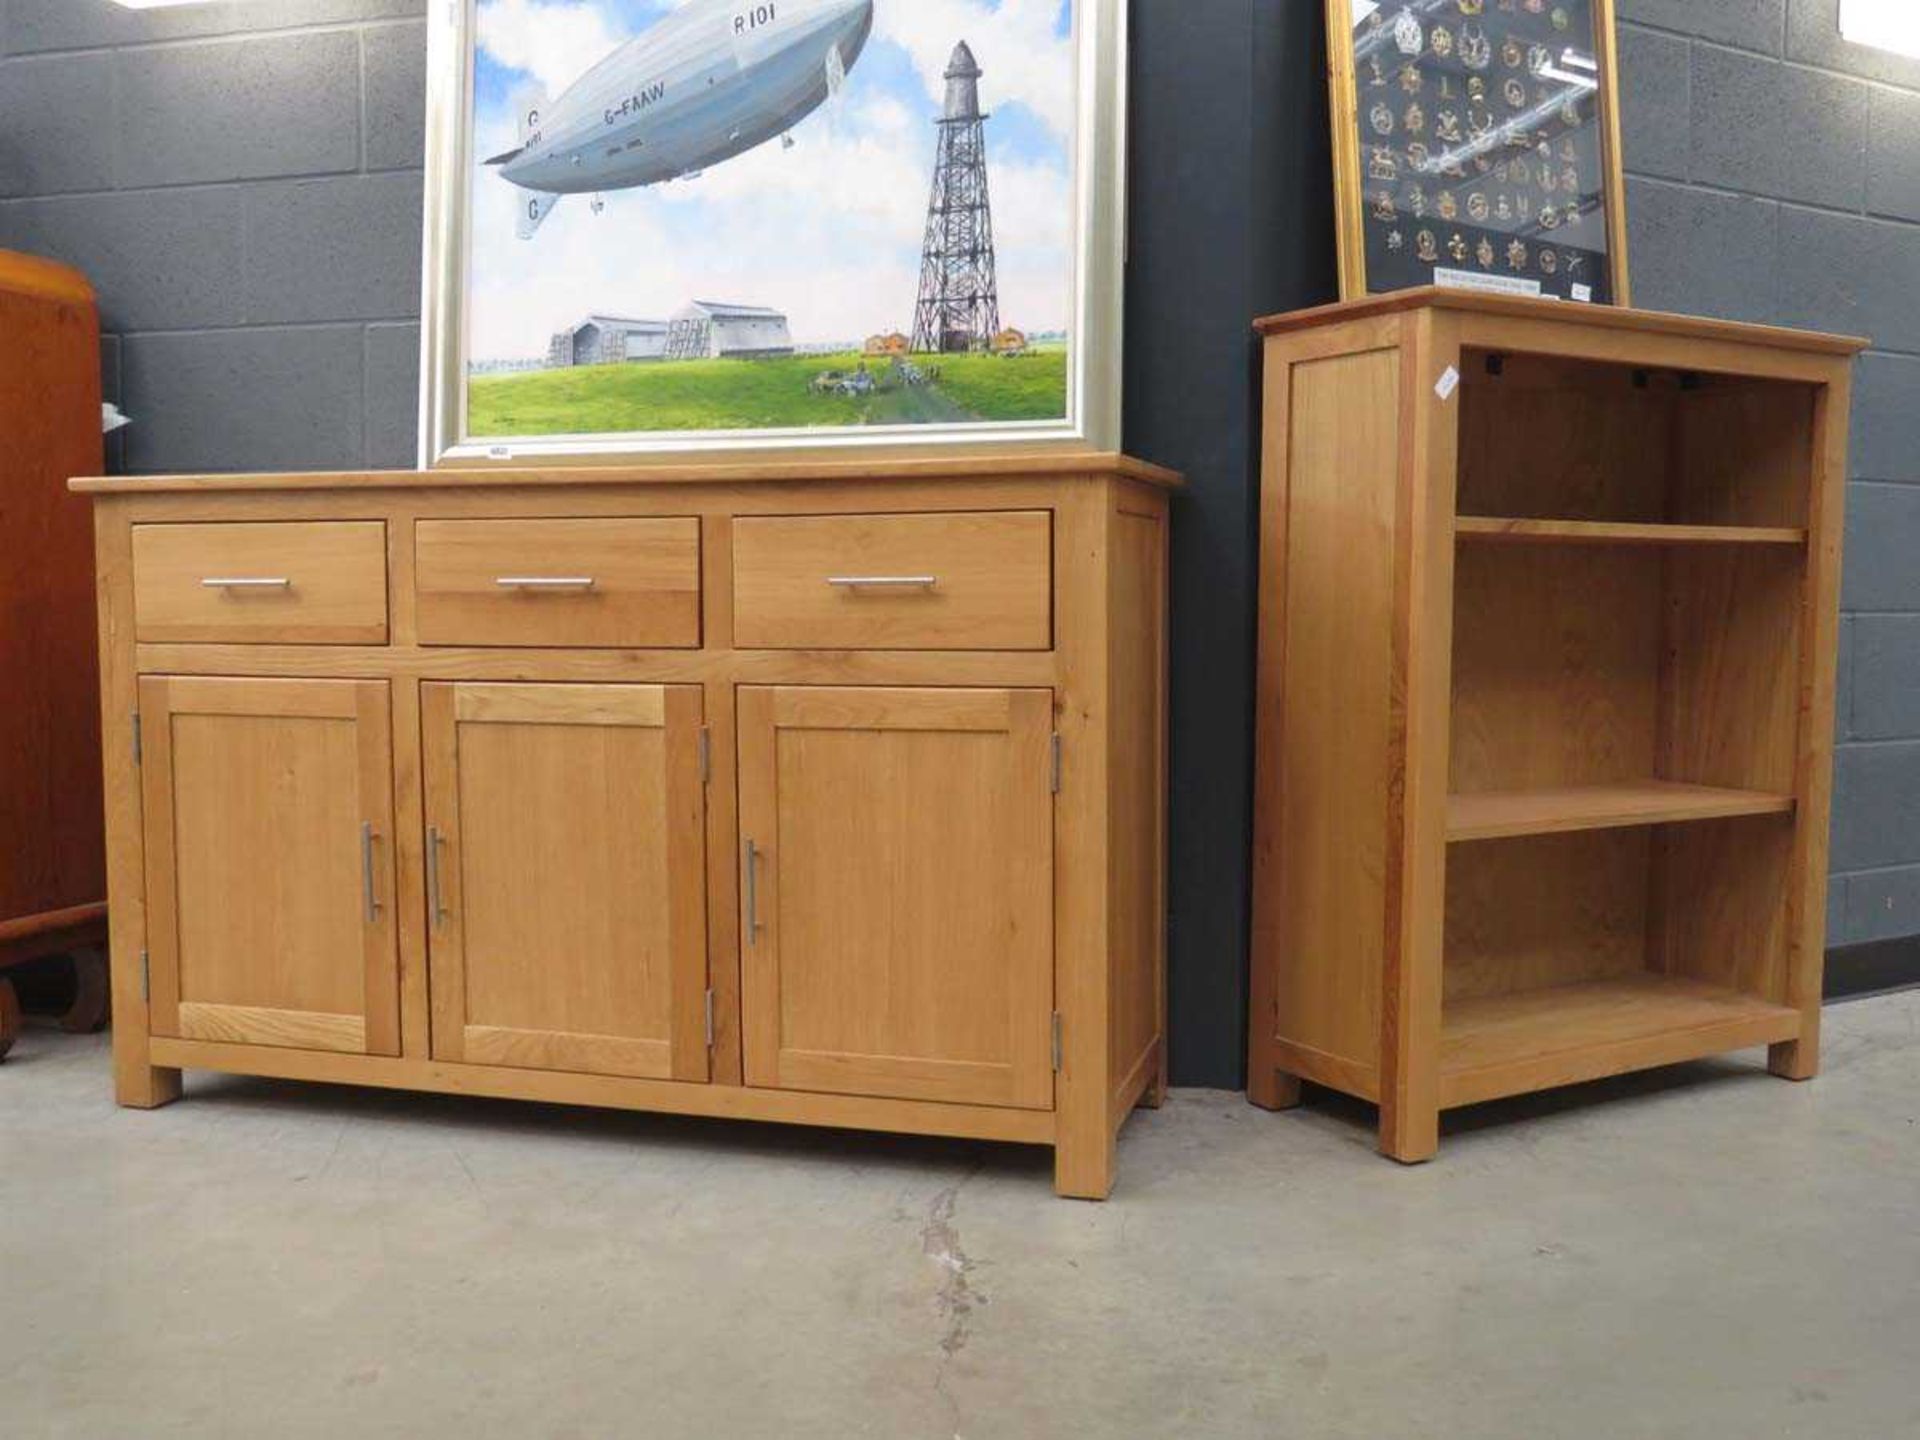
[1326,0,1631,305]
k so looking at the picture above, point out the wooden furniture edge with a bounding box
[1254,289,1869,357]
[0,901,108,948]
[147,1036,1057,1145]
[0,248,96,307]
[1440,1009,1803,1110]
[71,451,1184,496]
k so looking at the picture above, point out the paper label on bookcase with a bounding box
[1434,269,1544,299]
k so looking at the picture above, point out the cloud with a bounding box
[876,0,1075,142]
[475,0,623,95]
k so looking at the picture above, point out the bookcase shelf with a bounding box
[1440,975,1803,1110]
[1455,516,1807,547]
[1250,288,1864,1163]
[1447,782,1795,842]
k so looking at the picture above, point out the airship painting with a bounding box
[459,0,1082,443]
[488,0,876,238]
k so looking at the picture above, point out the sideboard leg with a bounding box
[1054,1123,1115,1201]
[1379,1099,1439,1164]
[117,1063,183,1109]
[1248,1066,1302,1111]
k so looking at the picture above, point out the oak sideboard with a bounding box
[76,451,1177,1199]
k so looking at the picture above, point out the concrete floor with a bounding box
[4,996,1919,1440]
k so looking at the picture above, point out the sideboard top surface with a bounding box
[1255,286,1868,358]
[72,449,1182,497]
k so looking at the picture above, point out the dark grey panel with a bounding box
[364,322,421,468]
[1688,43,1868,210]
[0,186,245,330]
[114,31,360,187]
[1624,176,1778,324]
[1619,0,1785,55]
[1617,23,1691,182]
[365,21,428,172]
[242,171,424,323]
[1828,873,1851,946]
[0,52,115,198]
[120,326,366,474]
[1854,615,1920,740]
[6,0,425,54]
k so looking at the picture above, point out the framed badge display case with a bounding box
[1327,0,1631,304]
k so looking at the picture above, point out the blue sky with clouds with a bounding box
[466,0,1077,361]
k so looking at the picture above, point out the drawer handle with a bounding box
[201,577,292,590]
[495,576,597,591]
[826,576,938,590]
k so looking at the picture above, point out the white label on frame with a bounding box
[1434,267,1543,299]
[1435,366,1460,401]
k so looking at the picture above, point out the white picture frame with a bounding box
[417,0,1128,467]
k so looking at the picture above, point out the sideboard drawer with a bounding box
[733,511,1052,650]
[132,521,389,644]
[414,517,701,648]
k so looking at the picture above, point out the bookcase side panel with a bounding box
[1253,331,1405,1087]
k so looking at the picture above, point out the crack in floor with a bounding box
[920,1160,986,1435]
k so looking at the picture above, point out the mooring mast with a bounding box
[911,41,1001,354]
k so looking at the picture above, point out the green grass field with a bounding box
[468,348,1068,437]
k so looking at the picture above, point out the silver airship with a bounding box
[487,0,876,239]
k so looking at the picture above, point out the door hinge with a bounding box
[704,989,715,1049]
[1051,1011,1063,1072]
[1050,733,1062,795]
[698,726,712,786]
[140,949,150,1003]
[132,712,142,766]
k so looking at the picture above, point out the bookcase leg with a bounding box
[1769,1031,1819,1082]
[1379,1100,1439,1164]
[1248,1066,1302,1111]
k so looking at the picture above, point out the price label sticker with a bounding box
[1434,366,1461,401]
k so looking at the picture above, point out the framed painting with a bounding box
[419,0,1126,466]
[1326,0,1631,305]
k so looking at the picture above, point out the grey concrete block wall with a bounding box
[0,0,428,471]
[1618,0,1920,947]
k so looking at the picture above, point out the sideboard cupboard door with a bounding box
[737,686,1055,1110]
[422,683,710,1083]
[137,677,401,1056]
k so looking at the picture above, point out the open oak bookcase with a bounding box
[1248,289,1866,1161]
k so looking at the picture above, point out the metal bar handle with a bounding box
[495,576,597,591]
[744,839,761,942]
[202,577,292,590]
[826,576,938,590]
[360,822,382,924]
[427,826,449,927]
